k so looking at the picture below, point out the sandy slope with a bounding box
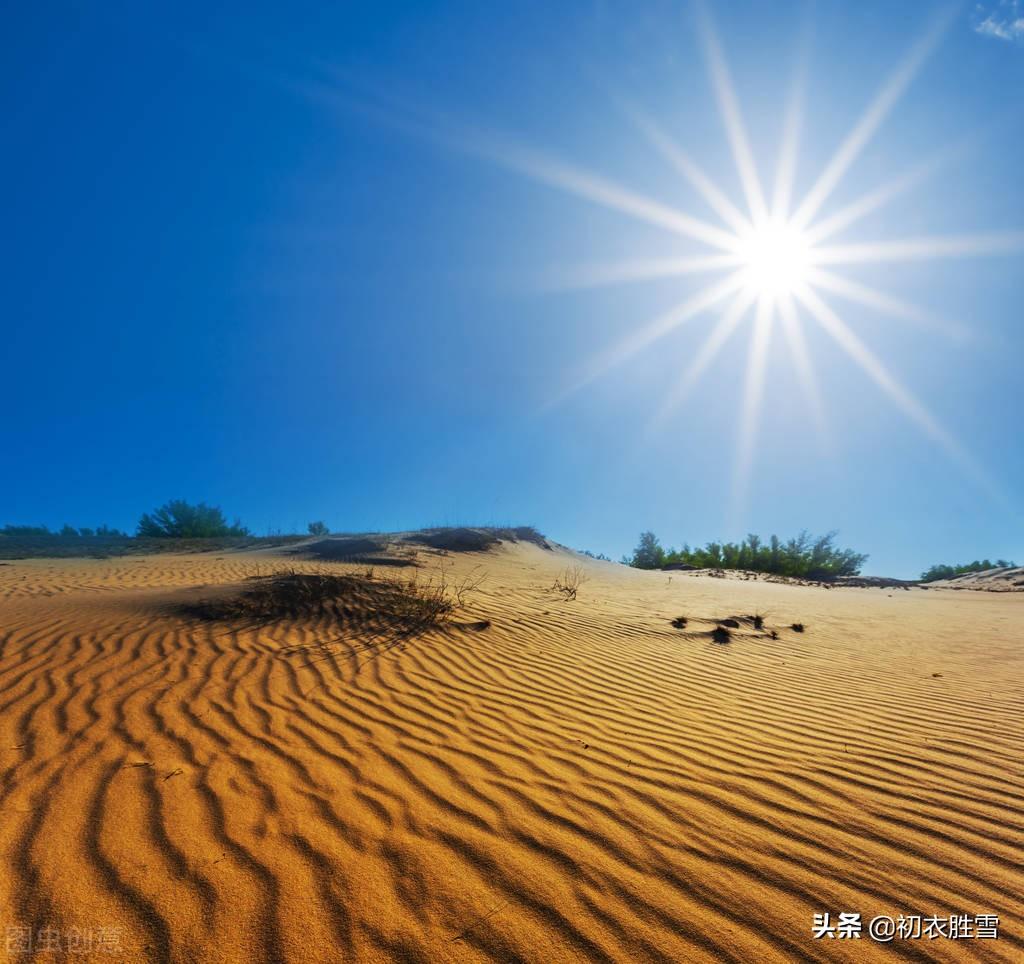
[926,567,1024,593]
[0,543,1021,963]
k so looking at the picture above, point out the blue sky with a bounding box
[3,1,1022,577]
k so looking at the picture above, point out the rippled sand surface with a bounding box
[1,544,1021,962]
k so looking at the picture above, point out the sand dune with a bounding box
[0,540,1021,962]
[925,567,1024,593]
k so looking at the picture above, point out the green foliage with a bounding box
[1,523,127,540]
[628,529,868,578]
[920,559,1015,582]
[137,500,249,539]
[307,521,329,537]
[629,531,666,569]
[2,524,52,537]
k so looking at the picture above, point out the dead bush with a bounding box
[181,566,483,639]
[550,564,588,601]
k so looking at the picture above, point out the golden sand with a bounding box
[0,543,1021,962]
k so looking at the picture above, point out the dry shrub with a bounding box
[550,564,588,601]
[182,566,484,639]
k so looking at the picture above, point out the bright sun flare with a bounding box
[736,219,811,297]
[452,4,1021,511]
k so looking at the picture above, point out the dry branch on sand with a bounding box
[549,564,589,601]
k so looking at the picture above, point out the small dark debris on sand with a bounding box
[671,616,688,629]
[711,626,732,644]
[791,622,805,633]
[718,618,740,629]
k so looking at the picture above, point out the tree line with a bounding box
[1,524,128,539]
[627,530,869,578]
[3,501,333,541]
[919,559,1016,582]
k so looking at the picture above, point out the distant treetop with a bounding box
[137,500,249,539]
[627,529,868,579]
[920,559,1016,582]
[1,523,127,539]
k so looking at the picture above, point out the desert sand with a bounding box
[0,537,1021,963]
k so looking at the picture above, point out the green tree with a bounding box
[1,525,51,537]
[921,558,1015,582]
[630,531,666,569]
[137,500,249,538]
[307,521,329,536]
[627,530,867,578]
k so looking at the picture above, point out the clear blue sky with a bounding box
[3,1,1022,577]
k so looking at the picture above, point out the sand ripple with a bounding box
[0,546,1021,962]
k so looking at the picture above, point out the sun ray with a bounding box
[806,267,969,340]
[791,6,953,230]
[811,231,1024,265]
[536,253,741,291]
[777,295,830,453]
[625,105,752,234]
[801,158,941,247]
[794,284,1000,497]
[696,3,768,224]
[731,295,774,522]
[464,133,740,251]
[299,82,745,252]
[545,271,746,407]
[771,26,808,220]
[645,288,758,434]
[328,11,1019,509]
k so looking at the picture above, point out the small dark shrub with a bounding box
[181,567,482,637]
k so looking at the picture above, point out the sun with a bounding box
[736,218,812,298]
[439,3,1018,509]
